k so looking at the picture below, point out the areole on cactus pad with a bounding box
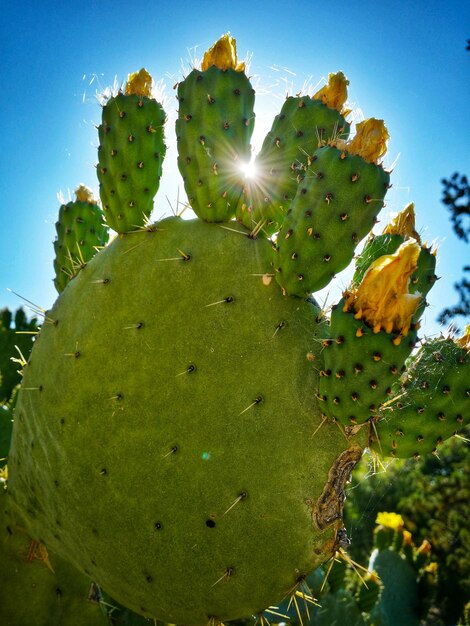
[4,32,469,626]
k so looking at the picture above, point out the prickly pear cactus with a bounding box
[5,33,470,626]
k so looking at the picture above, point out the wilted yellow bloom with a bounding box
[75,184,97,204]
[376,511,405,530]
[417,539,432,555]
[456,325,470,352]
[201,33,245,72]
[382,203,421,243]
[343,240,422,338]
[424,562,438,575]
[125,68,153,97]
[346,118,389,163]
[313,71,349,113]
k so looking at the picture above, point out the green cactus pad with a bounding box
[8,216,365,625]
[53,194,109,293]
[236,96,350,233]
[369,548,421,626]
[176,67,255,222]
[274,146,390,296]
[371,336,469,458]
[97,92,166,233]
[319,299,418,425]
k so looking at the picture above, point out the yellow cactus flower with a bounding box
[343,240,422,339]
[382,203,421,243]
[312,71,349,113]
[75,184,97,205]
[376,511,405,530]
[456,325,470,352]
[125,68,153,98]
[201,33,245,72]
[345,118,389,163]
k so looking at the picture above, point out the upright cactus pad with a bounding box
[236,72,350,233]
[97,69,167,233]
[53,185,109,293]
[275,120,390,296]
[176,34,255,222]
[5,34,470,626]
[319,218,433,426]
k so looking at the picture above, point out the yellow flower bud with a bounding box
[344,240,422,338]
[382,203,421,243]
[125,68,153,98]
[346,118,389,163]
[312,71,349,113]
[74,184,97,205]
[201,33,245,72]
[402,529,413,545]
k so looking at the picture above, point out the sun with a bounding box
[239,159,258,179]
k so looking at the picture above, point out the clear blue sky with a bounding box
[1,0,469,337]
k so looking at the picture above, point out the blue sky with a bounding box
[1,0,469,337]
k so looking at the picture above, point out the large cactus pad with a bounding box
[8,217,364,624]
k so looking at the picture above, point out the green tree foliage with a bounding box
[438,172,470,326]
[344,435,470,625]
[0,307,37,403]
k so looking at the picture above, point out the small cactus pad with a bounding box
[176,35,255,222]
[53,185,109,293]
[97,69,167,233]
[275,124,390,296]
[236,74,350,233]
[8,216,364,624]
[370,331,470,458]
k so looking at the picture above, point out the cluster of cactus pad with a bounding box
[2,33,469,625]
